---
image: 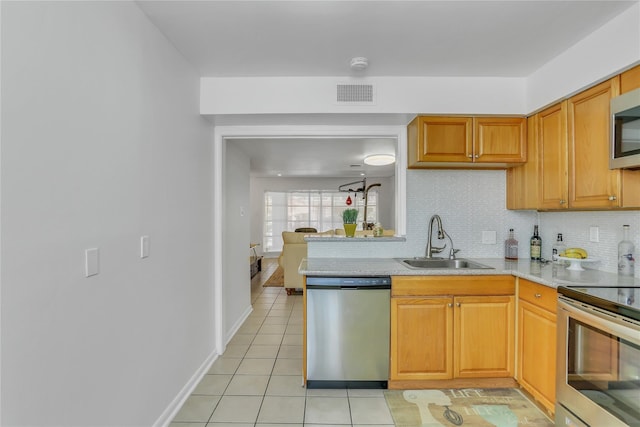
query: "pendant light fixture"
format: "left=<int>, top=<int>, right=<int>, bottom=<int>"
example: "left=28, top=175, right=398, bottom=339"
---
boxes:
left=364, top=154, right=395, bottom=166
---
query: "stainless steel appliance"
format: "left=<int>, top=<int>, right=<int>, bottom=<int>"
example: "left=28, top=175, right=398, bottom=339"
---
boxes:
left=306, top=276, right=390, bottom=388
left=556, top=285, right=640, bottom=426
left=611, top=88, right=640, bottom=169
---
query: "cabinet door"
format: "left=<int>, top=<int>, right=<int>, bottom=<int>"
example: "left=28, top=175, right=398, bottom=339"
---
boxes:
left=474, top=117, right=526, bottom=163
left=620, top=64, right=640, bottom=93
left=568, top=78, right=621, bottom=208
left=538, top=101, right=569, bottom=209
left=411, top=116, right=473, bottom=163
left=619, top=65, right=640, bottom=208
left=518, top=299, right=556, bottom=414
left=454, top=295, right=514, bottom=378
left=507, top=115, right=538, bottom=209
left=390, top=297, right=453, bottom=380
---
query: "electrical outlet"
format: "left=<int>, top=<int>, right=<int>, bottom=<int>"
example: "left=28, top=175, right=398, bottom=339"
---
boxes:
left=482, top=231, right=497, bottom=244
left=589, top=226, right=599, bottom=242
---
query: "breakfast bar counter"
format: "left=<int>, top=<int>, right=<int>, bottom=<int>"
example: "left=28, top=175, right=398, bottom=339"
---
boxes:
left=299, top=257, right=640, bottom=288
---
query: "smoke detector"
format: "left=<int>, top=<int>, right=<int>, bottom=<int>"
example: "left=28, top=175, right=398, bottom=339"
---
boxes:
left=350, top=57, right=368, bottom=71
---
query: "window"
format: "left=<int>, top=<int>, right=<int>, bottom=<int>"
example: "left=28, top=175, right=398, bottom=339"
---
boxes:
left=263, top=190, right=378, bottom=252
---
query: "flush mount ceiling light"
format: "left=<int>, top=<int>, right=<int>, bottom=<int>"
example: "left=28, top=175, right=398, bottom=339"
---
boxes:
left=350, top=57, right=368, bottom=71
left=364, top=154, right=395, bottom=166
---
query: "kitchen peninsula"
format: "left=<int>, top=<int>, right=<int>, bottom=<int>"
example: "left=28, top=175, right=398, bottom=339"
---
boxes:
left=299, top=257, right=640, bottom=415
left=301, top=257, right=640, bottom=286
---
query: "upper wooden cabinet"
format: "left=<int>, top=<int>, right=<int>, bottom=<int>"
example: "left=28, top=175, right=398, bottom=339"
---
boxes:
left=620, top=64, right=640, bottom=93
left=506, top=116, right=538, bottom=209
left=476, top=117, right=527, bottom=163
left=408, top=116, right=526, bottom=168
left=508, top=74, right=640, bottom=210
left=619, top=65, right=640, bottom=208
left=568, top=79, right=621, bottom=208
left=538, top=101, right=569, bottom=209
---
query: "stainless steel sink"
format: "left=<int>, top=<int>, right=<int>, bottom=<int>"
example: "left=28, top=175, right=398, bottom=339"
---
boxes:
left=398, top=258, right=494, bottom=270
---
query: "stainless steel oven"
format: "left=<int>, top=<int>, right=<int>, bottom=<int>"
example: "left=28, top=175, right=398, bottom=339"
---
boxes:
left=556, top=287, right=640, bottom=427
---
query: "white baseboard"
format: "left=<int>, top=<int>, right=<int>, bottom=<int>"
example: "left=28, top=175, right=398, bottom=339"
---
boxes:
left=153, top=305, right=253, bottom=427
left=153, top=349, right=219, bottom=427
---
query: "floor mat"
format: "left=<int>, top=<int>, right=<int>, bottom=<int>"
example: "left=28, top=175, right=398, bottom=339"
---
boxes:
left=384, top=388, right=553, bottom=426
left=262, top=265, right=284, bottom=287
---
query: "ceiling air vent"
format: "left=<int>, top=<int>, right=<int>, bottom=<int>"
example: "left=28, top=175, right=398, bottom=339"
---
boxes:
left=336, top=84, right=375, bottom=104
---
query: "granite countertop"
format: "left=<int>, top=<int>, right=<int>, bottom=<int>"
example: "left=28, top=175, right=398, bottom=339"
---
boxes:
left=299, top=257, right=640, bottom=289
left=305, top=235, right=406, bottom=242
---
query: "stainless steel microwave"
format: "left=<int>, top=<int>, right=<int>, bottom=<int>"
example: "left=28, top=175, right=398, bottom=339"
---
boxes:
left=611, top=88, right=640, bottom=169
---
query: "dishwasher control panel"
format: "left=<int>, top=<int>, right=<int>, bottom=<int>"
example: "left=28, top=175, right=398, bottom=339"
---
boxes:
left=306, top=276, right=391, bottom=288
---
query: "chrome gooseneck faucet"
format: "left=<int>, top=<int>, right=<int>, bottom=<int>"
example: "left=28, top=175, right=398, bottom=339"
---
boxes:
left=425, top=214, right=459, bottom=259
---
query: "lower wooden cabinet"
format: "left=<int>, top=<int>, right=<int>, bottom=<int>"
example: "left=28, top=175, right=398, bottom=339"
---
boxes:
left=390, top=276, right=515, bottom=382
left=390, top=297, right=453, bottom=380
left=517, top=279, right=557, bottom=414
left=455, top=295, right=515, bottom=378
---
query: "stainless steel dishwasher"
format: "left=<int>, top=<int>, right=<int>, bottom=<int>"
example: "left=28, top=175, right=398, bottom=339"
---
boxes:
left=306, top=276, right=390, bottom=389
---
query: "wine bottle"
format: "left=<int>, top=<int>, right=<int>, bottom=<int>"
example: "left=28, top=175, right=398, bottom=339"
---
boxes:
left=618, top=225, right=635, bottom=276
left=552, top=233, right=566, bottom=263
left=530, top=225, right=541, bottom=261
left=504, top=228, right=518, bottom=260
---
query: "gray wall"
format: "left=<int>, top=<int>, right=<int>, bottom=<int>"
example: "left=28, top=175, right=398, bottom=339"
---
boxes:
left=223, top=143, right=252, bottom=340
left=1, top=2, right=213, bottom=425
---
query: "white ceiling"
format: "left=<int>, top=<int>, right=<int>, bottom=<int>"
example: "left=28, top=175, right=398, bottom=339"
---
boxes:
left=231, top=137, right=397, bottom=178
left=136, top=0, right=637, bottom=177
left=137, top=0, right=635, bottom=78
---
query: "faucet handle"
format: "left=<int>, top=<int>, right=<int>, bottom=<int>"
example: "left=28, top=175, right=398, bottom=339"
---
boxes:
left=430, top=245, right=445, bottom=255
left=449, top=248, right=460, bottom=259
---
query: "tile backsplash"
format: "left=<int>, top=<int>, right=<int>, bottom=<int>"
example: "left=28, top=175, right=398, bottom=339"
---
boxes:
left=309, top=168, right=640, bottom=278
left=405, top=169, right=537, bottom=259
left=540, top=210, right=640, bottom=277
left=310, top=170, right=538, bottom=259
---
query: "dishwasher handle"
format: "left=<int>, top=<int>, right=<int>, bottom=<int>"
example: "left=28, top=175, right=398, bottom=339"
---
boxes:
left=307, top=284, right=390, bottom=290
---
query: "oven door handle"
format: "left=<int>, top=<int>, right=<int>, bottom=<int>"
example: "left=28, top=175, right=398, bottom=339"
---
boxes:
left=558, top=296, right=640, bottom=345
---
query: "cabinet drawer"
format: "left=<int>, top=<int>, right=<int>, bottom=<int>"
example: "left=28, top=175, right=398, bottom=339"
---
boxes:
left=392, top=275, right=514, bottom=297
left=518, top=279, right=557, bottom=313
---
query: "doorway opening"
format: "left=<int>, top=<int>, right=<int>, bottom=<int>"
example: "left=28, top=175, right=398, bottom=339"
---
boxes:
left=212, top=125, right=407, bottom=355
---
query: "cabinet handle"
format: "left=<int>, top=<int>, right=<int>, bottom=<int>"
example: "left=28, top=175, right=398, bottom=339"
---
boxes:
left=534, top=293, right=542, bottom=298
left=456, top=302, right=461, bottom=307
left=474, top=154, right=479, bottom=159
left=559, top=200, right=566, bottom=205
left=609, top=195, right=617, bottom=201
left=467, top=154, right=473, bottom=158
left=448, top=303, right=453, bottom=308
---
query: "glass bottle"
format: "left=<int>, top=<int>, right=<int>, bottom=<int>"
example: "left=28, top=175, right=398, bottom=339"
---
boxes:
left=530, top=225, right=541, bottom=261
left=552, top=233, right=566, bottom=263
left=618, top=225, right=635, bottom=276
left=504, top=229, right=518, bottom=260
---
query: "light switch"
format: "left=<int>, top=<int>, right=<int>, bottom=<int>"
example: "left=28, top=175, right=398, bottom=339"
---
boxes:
left=482, top=230, right=497, bottom=245
left=140, top=235, right=150, bottom=258
left=589, top=226, right=599, bottom=242
left=85, top=248, right=99, bottom=277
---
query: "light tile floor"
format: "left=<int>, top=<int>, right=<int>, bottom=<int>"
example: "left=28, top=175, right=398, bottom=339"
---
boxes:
left=170, top=259, right=395, bottom=427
